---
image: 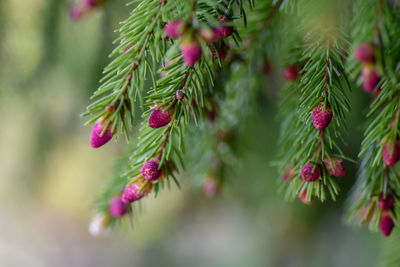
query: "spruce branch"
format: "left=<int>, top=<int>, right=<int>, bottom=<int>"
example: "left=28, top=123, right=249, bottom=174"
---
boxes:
left=346, top=0, right=400, bottom=237
left=181, top=0, right=294, bottom=197
left=184, top=56, right=258, bottom=197
left=92, top=56, right=215, bottom=226
left=277, top=0, right=351, bottom=203
left=83, top=0, right=168, bottom=139
left=88, top=0, right=253, bottom=228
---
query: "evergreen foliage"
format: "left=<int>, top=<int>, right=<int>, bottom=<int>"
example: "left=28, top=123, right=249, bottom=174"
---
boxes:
left=277, top=0, right=351, bottom=203
left=77, top=0, right=400, bottom=255
left=344, top=1, right=400, bottom=247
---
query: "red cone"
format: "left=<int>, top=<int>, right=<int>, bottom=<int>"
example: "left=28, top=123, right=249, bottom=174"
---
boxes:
left=149, top=108, right=173, bottom=128
left=311, top=102, right=333, bottom=131
left=109, top=196, right=127, bottom=218
left=301, top=163, right=321, bottom=182
left=180, top=37, right=202, bottom=67
left=142, top=160, right=161, bottom=182
left=217, top=17, right=234, bottom=37
left=354, top=43, right=375, bottom=63
left=323, top=157, right=346, bottom=177
left=379, top=213, right=395, bottom=237
left=283, top=65, right=299, bottom=81
left=382, top=140, right=400, bottom=166
left=361, top=65, right=380, bottom=92
left=121, top=179, right=153, bottom=204
left=164, top=20, right=185, bottom=39
left=90, top=118, right=114, bottom=148
left=199, top=27, right=222, bottom=43
left=378, top=193, right=395, bottom=210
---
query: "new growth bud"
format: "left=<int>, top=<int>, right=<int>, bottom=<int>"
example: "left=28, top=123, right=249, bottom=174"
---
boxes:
left=69, top=0, right=102, bottom=21
left=380, top=213, right=395, bottom=237
left=361, top=65, right=381, bottom=92
left=382, top=140, right=400, bottom=166
left=202, top=176, right=223, bottom=197
left=301, top=163, right=321, bottom=182
left=149, top=107, right=173, bottom=128
left=217, top=17, right=234, bottom=37
left=142, top=160, right=162, bottom=182
left=298, top=190, right=311, bottom=204
left=199, top=27, right=222, bottom=42
left=323, top=157, right=346, bottom=177
left=90, top=118, right=114, bottom=148
left=354, top=43, right=375, bottom=63
left=378, top=193, right=395, bottom=210
left=283, top=167, right=295, bottom=182
left=311, top=102, right=333, bottom=131
left=180, top=37, right=202, bottom=67
left=122, top=179, right=153, bottom=204
left=109, top=196, right=127, bottom=218
left=283, top=65, right=299, bottom=81
left=210, top=43, right=228, bottom=61
left=69, top=7, right=83, bottom=21
left=164, top=20, right=185, bottom=39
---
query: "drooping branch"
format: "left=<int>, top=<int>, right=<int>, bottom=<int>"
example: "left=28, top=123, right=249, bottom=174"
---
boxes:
left=278, top=0, right=351, bottom=203
left=346, top=0, right=400, bottom=237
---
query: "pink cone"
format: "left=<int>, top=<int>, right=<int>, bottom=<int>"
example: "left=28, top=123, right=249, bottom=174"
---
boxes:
left=283, top=65, right=299, bottom=81
left=382, top=141, right=400, bottom=166
left=354, top=43, right=375, bottom=63
left=217, top=18, right=234, bottom=37
left=380, top=213, right=395, bottom=237
left=283, top=167, right=295, bottom=182
left=90, top=118, right=114, bottom=148
left=149, top=108, right=173, bottom=128
left=199, top=27, right=222, bottom=42
left=180, top=37, right=202, bottom=67
left=323, top=157, right=346, bottom=177
left=69, top=6, right=83, bottom=21
left=312, top=102, right=333, bottom=131
left=298, top=190, right=311, bottom=204
left=301, top=163, right=320, bottom=182
left=361, top=65, right=380, bottom=92
left=121, top=179, right=153, bottom=204
left=164, top=20, right=185, bottom=39
left=83, top=0, right=97, bottom=7
left=203, top=180, right=217, bottom=197
left=109, top=197, right=127, bottom=218
left=142, top=160, right=161, bottom=182
left=210, top=43, right=228, bottom=61
left=202, top=177, right=222, bottom=197
left=378, top=193, right=395, bottom=210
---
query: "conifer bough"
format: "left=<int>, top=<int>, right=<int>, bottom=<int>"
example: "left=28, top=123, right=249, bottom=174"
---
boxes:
left=72, top=0, right=400, bottom=243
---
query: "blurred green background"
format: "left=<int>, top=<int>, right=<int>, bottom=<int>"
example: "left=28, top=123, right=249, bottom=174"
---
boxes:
left=0, top=0, right=388, bottom=266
